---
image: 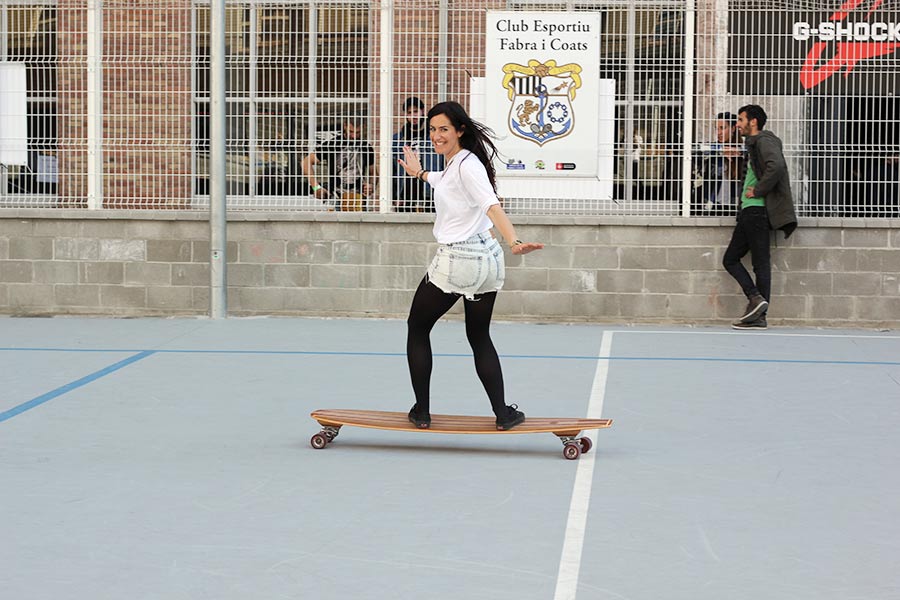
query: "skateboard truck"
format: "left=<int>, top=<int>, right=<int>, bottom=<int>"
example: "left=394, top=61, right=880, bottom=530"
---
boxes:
left=556, top=434, right=593, bottom=460
left=310, top=425, right=341, bottom=449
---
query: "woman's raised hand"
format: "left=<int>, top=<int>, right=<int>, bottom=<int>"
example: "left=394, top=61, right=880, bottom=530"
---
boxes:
left=398, top=145, right=422, bottom=177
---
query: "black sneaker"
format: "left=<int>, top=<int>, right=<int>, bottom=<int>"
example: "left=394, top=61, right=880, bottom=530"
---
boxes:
left=495, top=404, right=526, bottom=430
left=739, top=294, right=769, bottom=323
left=408, top=405, right=431, bottom=429
left=732, top=315, right=768, bottom=330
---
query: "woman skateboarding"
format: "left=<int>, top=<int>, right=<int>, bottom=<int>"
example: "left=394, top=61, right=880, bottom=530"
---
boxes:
left=397, top=101, right=544, bottom=431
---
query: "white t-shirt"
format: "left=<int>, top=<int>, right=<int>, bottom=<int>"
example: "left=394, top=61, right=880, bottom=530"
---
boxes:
left=425, top=149, right=499, bottom=244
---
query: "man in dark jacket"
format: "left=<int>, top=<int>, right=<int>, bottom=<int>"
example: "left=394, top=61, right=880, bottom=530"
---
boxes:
left=724, top=104, right=798, bottom=330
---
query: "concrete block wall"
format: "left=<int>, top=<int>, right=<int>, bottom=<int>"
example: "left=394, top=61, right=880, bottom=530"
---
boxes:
left=1, top=210, right=898, bottom=327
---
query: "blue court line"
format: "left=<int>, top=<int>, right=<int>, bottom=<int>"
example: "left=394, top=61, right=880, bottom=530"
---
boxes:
left=0, top=350, right=155, bottom=424
left=1, top=347, right=899, bottom=367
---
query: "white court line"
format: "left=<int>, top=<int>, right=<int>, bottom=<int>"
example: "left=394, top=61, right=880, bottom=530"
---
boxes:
left=553, top=330, right=613, bottom=600
left=605, top=329, right=900, bottom=339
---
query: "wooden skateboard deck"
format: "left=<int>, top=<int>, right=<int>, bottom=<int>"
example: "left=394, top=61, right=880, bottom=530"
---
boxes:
left=310, top=409, right=613, bottom=460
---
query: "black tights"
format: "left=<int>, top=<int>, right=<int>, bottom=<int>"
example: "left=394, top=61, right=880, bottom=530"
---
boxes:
left=406, top=277, right=505, bottom=417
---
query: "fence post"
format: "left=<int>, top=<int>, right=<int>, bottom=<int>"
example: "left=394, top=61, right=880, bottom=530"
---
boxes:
left=623, top=3, right=636, bottom=204
left=438, top=0, right=448, bottom=102
left=681, top=0, right=696, bottom=217
left=378, top=0, right=394, bottom=213
left=86, top=0, right=103, bottom=209
left=209, top=0, right=227, bottom=318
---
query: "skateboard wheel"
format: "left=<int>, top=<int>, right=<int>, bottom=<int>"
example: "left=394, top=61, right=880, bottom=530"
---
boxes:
left=310, top=433, right=329, bottom=450
left=563, top=443, right=581, bottom=460
left=579, top=437, right=592, bottom=454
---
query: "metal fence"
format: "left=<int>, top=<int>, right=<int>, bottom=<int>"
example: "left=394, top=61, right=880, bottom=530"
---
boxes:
left=1, top=0, right=898, bottom=217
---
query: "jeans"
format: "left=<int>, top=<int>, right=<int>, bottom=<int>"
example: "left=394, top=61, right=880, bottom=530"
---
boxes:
left=723, top=205, right=771, bottom=301
left=426, top=231, right=505, bottom=300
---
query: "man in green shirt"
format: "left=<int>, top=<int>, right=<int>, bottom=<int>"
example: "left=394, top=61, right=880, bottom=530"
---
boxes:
left=723, top=105, right=797, bottom=330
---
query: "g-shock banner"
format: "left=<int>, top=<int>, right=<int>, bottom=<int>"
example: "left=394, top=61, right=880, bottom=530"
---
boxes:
left=730, top=0, right=900, bottom=94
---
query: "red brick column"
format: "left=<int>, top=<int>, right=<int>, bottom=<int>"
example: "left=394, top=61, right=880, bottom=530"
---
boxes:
left=56, top=0, right=192, bottom=208
left=57, top=0, right=88, bottom=207
left=104, top=0, right=192, bottom=207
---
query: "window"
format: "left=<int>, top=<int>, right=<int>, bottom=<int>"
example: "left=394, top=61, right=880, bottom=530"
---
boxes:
left=1, top=1, right=57, bottom=205
left=192, top=1, right=370, bottom=206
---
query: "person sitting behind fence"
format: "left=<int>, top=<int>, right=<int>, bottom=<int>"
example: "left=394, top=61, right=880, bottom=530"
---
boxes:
left=301, top=116, right=377, bottom=211
left=392, top=96, right=442, bottom=212
left=692, top=111, right=746, bottom=215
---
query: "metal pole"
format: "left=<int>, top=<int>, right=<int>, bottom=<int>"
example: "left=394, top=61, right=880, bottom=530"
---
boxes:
left=681, top=0, right=696, bottom=217
left=248, top=8, right=258, bottom=199
left=0, top=7, right=7, bottom=60
left=0, top=6, right=8, bottom=196
left=378, top=0, right=394, bottom=213
left=623, top=2, right=636, bottom=205
left=307, top=3, right=318, bottom=157
left=86, top=0, right=103, bottom=209
left=438, top=0, right=448, bottom=102
left=209, top=0, right=227, bottom=318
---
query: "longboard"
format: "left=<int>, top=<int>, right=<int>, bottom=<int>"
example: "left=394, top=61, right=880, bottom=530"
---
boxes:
left=310, top=409, right=613, bottom=460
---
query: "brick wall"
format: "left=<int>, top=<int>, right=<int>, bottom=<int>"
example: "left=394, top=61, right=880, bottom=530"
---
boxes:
left=55, top=0, right=193, bottom=208
left=104, top=0, right=193, bottom=207
left=1, top=211, right=898, bottom=327
left=57, top=0, right=88, bottom=207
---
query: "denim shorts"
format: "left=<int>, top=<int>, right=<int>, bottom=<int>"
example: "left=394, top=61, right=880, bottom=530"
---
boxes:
left=426, top=231, right=505, bottom=300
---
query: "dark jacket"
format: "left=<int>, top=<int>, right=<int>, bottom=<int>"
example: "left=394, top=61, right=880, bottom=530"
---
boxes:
left=745, top=130, right=798, bottom=238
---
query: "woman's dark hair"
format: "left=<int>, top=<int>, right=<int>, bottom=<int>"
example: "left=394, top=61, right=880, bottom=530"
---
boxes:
left=427, top=101, right=500, bottom=192
left=716, top=111, right=736, bottom=126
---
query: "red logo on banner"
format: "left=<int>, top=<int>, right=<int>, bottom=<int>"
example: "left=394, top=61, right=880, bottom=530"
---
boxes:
left=799, top=0, right=900, bottom=89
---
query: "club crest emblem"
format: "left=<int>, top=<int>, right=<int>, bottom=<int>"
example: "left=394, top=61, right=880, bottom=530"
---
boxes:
left=501, top=59, right=583, bottom=146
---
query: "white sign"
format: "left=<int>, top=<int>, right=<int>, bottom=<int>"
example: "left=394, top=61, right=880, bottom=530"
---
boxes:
left=0, top=62, right=28, bottom=166
left=485, top=12, right=602, bottom=178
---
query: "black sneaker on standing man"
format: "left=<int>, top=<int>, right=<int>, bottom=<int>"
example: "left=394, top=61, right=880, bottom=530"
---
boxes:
left=723, top=105, right=798, bottom=330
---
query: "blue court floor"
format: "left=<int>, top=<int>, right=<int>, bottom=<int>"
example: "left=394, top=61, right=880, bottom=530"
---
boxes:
left=1, top=316, right=899, bottom=600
